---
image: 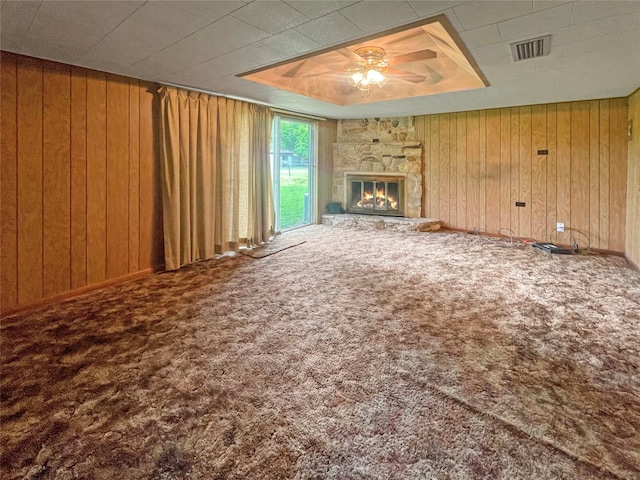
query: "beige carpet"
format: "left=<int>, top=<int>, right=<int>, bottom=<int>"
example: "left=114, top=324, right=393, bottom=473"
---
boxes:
left=240, top=236, right=307, bottom=259
left=2, top=225, right=639, bottom=479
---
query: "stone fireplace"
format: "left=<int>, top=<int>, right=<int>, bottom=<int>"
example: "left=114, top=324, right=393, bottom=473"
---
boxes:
left=324, top=118, right=444, bottom=232
left=346, top=174, right=405, bottom=216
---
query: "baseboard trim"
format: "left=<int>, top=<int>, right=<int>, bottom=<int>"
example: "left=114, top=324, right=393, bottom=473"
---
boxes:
left=440, top=226, right=626, bottom=257
left=1, top=266, right=164, bottom=319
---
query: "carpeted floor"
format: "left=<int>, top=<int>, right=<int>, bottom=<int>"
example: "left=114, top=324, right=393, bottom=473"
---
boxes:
left=2, top=225, right=639, bottom=479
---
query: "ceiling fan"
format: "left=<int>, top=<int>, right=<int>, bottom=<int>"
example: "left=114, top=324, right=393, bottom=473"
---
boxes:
left=348, top=46, right=437, bottom=94
left=296, top=45, right=438, bottom=95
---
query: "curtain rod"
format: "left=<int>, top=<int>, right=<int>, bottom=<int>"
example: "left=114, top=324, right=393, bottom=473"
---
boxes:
left=270, top=108, right=326, bottom=122
left=162, top=82, right=327, bottom=122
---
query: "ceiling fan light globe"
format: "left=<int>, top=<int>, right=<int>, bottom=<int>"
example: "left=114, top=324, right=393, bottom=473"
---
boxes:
left=367, top=69, right=385, bottom=84
left=349, top=72, right=364, bottom=87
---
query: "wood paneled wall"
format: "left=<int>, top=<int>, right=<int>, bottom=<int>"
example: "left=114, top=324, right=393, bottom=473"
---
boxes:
left=316, top=119, right=337, bottom=222
left=414, top=99, right=628, bottom=251
left=627, top=88, right=640, bottom=266
left=0, top=53, right=163, bottom=314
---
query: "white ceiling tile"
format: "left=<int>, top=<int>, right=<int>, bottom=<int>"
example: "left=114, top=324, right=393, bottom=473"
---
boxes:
left=570, top=0, right=640, bottom=26
left=338, top=1, right=418, bottom=33
left=406, top=1, right=469, bottom=18
left=550, top=17, right=605, bottom=46
left=261, top=30, right=321, bottom=56
left=453, top=1, right=533, bottom=31
left=234, top=43, right=286, bottom=66
left=120, top=2, right=213, bottom=37
left=480, top=55, right=512, bottom=67
left=20, top=1, right=143, bottom=60
left=474, top=42, right=510, bottom=60
left=172, top=55, right=258, bottom=85
left=497, top=3, right=572, bottom=41
left=0, top=0, right=41, bottom=52
left=124, top=57, right=176, bottom=81
left=483, top=59, right=536, bottom=80
left=294, top=11, right=365, bottom=45
left=80, top=21, right=181, bottom=70
left=601, top=10, right=640, bottom=36
left=232, top=0, right=310, bottom=35
left=163, top=0, right=246, bottom=21
left=143, top=16, right=270, bottom=73
left=459, top=24, right=501, bottom=48
left=533, top=1, right=571, bottom=12
left=283, top=0, right=359, bottom=19
left=561, top=29, right=640, bottom=58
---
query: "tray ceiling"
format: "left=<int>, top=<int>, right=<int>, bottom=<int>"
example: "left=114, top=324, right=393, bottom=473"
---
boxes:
left=239, top=16, right=488, bottom=106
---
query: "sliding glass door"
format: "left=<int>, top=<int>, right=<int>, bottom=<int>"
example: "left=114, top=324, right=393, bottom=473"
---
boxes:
left=271, top=116, right=316, bottom=232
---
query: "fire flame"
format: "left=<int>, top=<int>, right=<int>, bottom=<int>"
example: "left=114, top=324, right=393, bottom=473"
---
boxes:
left=356, top=186, right=397, bottom=210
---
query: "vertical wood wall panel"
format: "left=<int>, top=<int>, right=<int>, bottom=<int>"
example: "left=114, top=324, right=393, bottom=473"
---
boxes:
left=499, top=110, right=511, bottom=231
left=429, top=117, right=439, bottom=219
left=609, top=98, right=628, bottom=252
left=438, top=115, right=450, bottom=224
left=530, top=105, right=546, bottom=241
left=456, top=113, right=467, bottom=228
left=416, top=98, right=628, bottom=251
left=42, top=61, right=72, bottom=298
left=467, top=111, right=479, bottom=231
left=70, top=67, right=87, bottom=289
left=570, top=102, right=590, bottom=245
left=1, top=54, right=162, bottom=314
left=16, top=56, right=43, bottom=305
left=448, top=116, right=457, bottom=225
left=599, top=100, right=611, bottom=249
left=1, top=53, right=18, bottom=309
left=518, top=107, right=532, bottom=239
left=478, top=113, right=487, bottom=232
left=509, top=108, right=520, bottom=236
left=106, top=76, right=130, bottom=279
left=588, top=101, right=600, bottom=247
left=485, top=110, right=501, bottom=234
left=86, top=71, right=107, bottom=285
left=129, top=79, right=140, bottom=273
left=545, top=105, right=558, bottom=241
left=626, top=88, right=640, bottom=266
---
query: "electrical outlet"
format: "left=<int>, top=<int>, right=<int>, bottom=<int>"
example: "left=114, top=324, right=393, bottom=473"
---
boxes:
left=557, top=222, right=564, bottom=233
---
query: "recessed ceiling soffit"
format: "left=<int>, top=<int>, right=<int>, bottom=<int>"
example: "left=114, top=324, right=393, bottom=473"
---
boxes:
left=238, top=15, right=489, bottom=106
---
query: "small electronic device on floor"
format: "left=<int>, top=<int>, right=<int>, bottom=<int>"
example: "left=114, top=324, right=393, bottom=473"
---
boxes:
left=532, top=242, right=575, bottom=254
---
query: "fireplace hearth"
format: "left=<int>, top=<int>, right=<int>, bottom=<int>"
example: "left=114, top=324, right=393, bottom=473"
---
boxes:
left=346, top=175, right=405, bottom=217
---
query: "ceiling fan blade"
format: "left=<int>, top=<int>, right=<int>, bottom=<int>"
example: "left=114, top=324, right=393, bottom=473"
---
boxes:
left=388, top=49, right=437, bottom=66
left=335, top=47, right=365, bottom=62
left=281, top=61, right=307, bottom=78
left=382, top=30, right=425, bottom=48
left=424, top=65, right=444, bottom=84
left=386, top=67, right=427, bottom=84
left=301, top=70, right=339, bottom=79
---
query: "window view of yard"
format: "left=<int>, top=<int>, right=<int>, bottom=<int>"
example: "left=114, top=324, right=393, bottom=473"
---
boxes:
left=279, top=167, right=309, bottom=230
left=275, top=119, right=312, bottom=231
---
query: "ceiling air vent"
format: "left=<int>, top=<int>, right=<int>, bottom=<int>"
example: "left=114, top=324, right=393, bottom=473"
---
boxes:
left=510, top=35, right=551, bottom=61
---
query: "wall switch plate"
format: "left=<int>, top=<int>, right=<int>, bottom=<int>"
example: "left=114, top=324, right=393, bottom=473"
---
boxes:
left=557, top=222, right=564, bottom=232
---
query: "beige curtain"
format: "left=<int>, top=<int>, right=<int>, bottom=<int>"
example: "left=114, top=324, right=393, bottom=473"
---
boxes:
left=159, top=86, right=275, bottom=271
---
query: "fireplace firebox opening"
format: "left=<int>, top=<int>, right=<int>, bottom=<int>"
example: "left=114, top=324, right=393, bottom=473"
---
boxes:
left=346, top=175, right=405, bottom=217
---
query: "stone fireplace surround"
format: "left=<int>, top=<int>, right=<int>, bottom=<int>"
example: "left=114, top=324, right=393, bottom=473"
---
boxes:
left=324, top=118, right=448, bottom=231
left=331, top=117, right=423, bottom=218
